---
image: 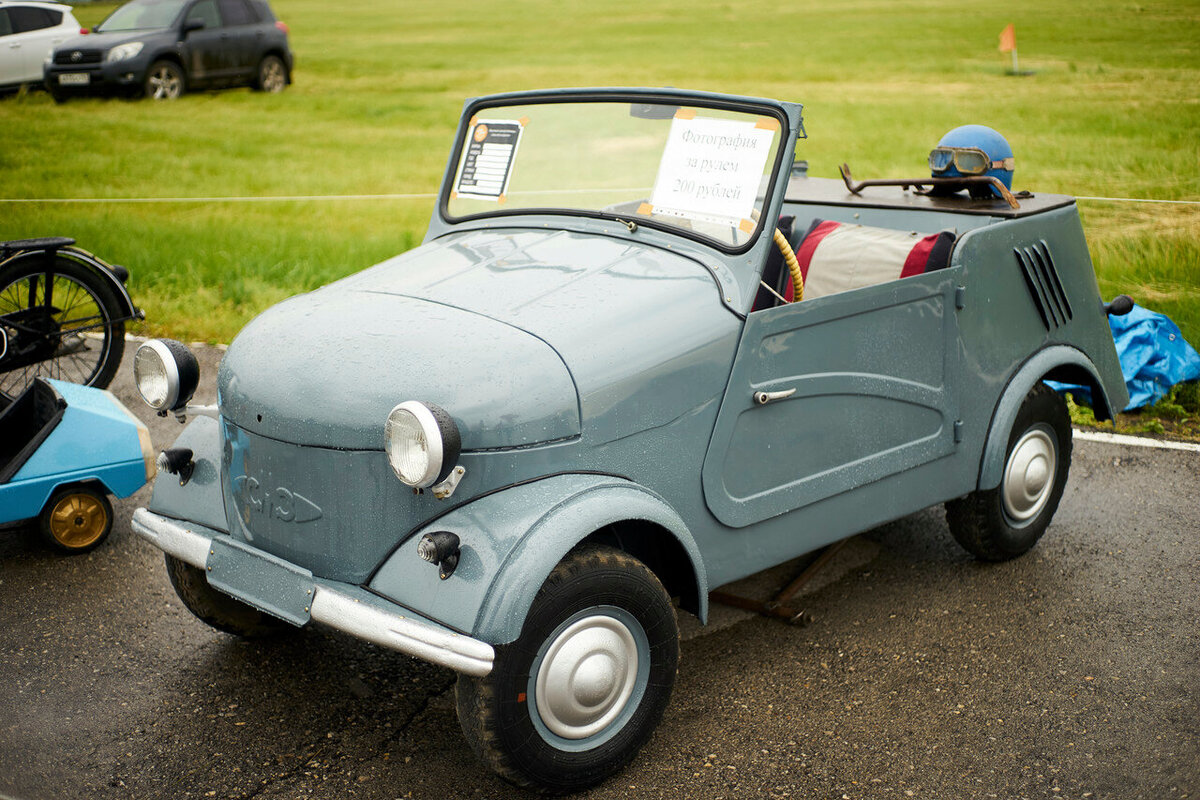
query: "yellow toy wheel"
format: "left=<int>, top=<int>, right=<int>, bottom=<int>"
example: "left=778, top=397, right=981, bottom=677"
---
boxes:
left=39, top=486, right=113, bottom=554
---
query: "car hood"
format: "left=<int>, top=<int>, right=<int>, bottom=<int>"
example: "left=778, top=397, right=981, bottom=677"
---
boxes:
left=334, top=227, right=742, bottom=445
left=55, top=31, right=160, bottom=51
left=218, top=291, right=582, bottom=450
left=220, top=226, right=740, bottom=451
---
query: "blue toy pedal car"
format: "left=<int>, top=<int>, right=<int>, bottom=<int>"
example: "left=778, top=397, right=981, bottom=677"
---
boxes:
left=1, top=378, right=154, bottom=553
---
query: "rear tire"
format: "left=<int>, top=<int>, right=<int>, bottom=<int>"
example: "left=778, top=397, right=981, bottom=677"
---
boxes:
left=946, top=383, right=1072, bottom=560
left=252, top=54, right=287, bottom=92
left=165, top=554, right=295, bottom=637
left=456, top=545, right=679, bottom=793
left=0, top=254, right=125, bottom=395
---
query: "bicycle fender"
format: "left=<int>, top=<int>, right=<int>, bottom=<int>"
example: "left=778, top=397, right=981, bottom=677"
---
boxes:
left=61, top=247, right=141, bottom=320
left=1, top=248, right=140, bottom=320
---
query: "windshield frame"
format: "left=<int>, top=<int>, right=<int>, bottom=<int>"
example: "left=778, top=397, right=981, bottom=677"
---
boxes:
left=437, top=89, right=793, bottom=257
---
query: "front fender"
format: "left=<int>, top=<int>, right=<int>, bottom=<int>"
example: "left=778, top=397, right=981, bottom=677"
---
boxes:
left=146, top=415, right=228, bottom=532
left=368, top=473, right=707, bottom=645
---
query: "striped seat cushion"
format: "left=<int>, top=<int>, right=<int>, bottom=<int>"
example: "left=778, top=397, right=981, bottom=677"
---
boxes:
left=791, top=220, right=956, bottom=301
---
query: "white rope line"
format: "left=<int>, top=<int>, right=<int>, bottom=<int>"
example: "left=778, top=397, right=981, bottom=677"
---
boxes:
left=0, top=190, right=1194, bottom=205
left=1075, top=196, right=1200, bottom=205
left=0, top=187, right=654, bottom=204
left=0, top=192, right=439, bottom=204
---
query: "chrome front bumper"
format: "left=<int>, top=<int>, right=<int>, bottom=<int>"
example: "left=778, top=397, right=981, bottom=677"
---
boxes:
left=130, top=508, right=495, bottom=677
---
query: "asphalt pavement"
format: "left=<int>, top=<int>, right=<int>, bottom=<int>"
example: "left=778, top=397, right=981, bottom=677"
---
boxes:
left=1, top=343, right=1196, bottom=800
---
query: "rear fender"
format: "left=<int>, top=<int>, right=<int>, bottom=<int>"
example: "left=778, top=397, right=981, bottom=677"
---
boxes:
left=368, top=474, right=707, bottom=645
left=2, top=248, right=139, bottom=320
left=978, top=345, right=1113, bottom=491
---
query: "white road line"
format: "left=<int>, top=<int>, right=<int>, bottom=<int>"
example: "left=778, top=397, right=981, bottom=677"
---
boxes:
left=1075, top=428, right=1200, bottom=453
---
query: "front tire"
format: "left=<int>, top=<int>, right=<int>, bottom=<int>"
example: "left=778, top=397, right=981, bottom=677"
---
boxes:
left=946, top=382, right=1072, bottom=560
left=144, top=60, right=185, bottom=100
left=456, top=545, right=679, bottom=793
left=165, top=554, right=295, bottom=637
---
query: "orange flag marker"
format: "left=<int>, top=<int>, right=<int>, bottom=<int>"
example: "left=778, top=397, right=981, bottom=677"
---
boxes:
left=999, top=23, right=1019, bottom=74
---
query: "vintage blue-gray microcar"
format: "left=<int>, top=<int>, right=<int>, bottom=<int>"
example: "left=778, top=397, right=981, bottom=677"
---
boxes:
left=131, top=88, right=1128, bottom=793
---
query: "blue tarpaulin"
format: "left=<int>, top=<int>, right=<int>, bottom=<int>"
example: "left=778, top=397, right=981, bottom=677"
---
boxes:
left=1052, top=304, right=1200, bottom=411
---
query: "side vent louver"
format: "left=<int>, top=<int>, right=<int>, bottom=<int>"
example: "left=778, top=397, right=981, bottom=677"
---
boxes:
left=1015, top=241, right=1072, bottom=331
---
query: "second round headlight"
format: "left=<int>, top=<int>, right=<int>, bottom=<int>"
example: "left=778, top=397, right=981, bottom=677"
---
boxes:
left=384, top=401, right=461, bottom=488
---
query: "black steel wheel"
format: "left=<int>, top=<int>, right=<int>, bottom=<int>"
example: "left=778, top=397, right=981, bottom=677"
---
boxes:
left=253, top=54, right=287, bottom=93
left=456, top=545, right=679, bottom=794
left=144, top=60, right=185, bottom=100
left=946, top=382, right=1073, bottom=561
left=164, top=554, right=296, bottom=638
left=0, top=255, right=125, bottom=395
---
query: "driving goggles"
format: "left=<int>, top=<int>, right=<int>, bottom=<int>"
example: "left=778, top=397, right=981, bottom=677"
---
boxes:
left=928, top=146, right=1015, bottom=175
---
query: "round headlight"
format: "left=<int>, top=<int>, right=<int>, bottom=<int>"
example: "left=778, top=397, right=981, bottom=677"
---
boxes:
left=134, top=339, right=199, bottom=411
left=385, top=401, right=461, bottom=488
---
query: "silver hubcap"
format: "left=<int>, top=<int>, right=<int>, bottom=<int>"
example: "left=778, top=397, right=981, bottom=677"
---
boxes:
left=535, top=614, right=639, bottom=740
left=262, top=60, right=284, bottom=92
left=148, top=67, right=180, bottom=99
left=1002, top=427, right=1056, bottom=525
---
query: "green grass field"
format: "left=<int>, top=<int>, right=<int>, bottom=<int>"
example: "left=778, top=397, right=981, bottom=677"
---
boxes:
left=1, top=0, right=1197, bottom=345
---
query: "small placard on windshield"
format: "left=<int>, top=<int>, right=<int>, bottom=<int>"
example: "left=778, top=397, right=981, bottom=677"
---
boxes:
left=453, top=119, right=524, bottom=201
left=649, top=113, right=775, bottom=226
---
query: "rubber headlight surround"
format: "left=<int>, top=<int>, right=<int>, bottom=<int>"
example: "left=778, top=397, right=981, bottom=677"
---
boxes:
left=134, top=339, right=199, bottom=411
left=385, top=401, right=461, bottom=488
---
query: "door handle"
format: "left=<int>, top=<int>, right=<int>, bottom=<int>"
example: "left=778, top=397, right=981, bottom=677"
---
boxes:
left=753, top=388, right=796, bottom=405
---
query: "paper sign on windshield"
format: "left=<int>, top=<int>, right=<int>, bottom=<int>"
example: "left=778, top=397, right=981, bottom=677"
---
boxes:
left=650, top=115, right=775, bottom=225
left=454, top=119, right=524, bottom=201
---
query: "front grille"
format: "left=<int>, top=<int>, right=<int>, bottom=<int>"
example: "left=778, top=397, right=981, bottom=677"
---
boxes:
left=1015, top=241, right=1073, bottom=331
left=221, top=420, right=430, bottom=584
left=54, top=49, right=103, bottom=65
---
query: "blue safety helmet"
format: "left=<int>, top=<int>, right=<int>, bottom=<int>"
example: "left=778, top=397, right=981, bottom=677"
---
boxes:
left=928, top=125, right=1015, bottom=199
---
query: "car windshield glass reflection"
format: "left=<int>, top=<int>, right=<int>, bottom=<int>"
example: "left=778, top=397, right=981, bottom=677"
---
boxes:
left=445, top=99, right=785, bottom=250
left=96, top=0, right=188, bottom=32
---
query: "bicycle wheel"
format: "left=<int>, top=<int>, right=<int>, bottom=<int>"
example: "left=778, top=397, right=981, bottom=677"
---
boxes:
left=0, top=255, right=125, bottom=394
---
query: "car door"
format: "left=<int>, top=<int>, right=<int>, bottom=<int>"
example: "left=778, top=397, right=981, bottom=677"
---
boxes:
left=215, top=0, right=259, bottom=77
left=0, top=10, right=20, bottom=85
left=2, top=5, right=68, bottom=84
left=701, top=268, right=963, bottom=529
left=182, top=0, right=230, bottom=84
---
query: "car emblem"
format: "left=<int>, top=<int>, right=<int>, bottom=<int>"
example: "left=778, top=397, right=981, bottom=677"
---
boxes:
left=70, top=51, right=82, bottom=62
left=232, top=475, right=323, bottom=524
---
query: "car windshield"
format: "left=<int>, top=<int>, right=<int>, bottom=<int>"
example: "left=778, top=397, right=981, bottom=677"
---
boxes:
left=444, top=98, right=786, bottom=250
left=95, top=0, right=187, bottom=32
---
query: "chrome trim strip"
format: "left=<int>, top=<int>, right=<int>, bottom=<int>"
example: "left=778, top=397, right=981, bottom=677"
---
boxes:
left=310, top=586, right=494, bottom=677
left=129, top=508, right=495, bottom=677
left=131, top=507, right=210, bottom=567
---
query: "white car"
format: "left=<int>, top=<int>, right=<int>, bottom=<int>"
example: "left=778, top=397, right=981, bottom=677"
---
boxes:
left=0, top=0, right=81, bottom=91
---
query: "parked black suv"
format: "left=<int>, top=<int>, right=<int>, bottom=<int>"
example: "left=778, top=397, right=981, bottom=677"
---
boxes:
left=44, top=0, right=292, bottom=100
